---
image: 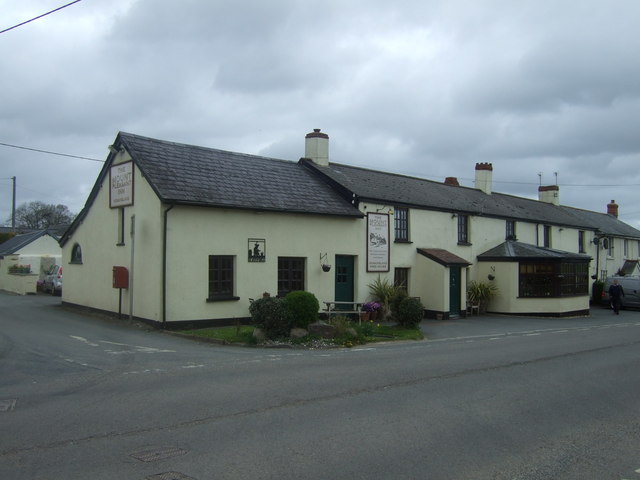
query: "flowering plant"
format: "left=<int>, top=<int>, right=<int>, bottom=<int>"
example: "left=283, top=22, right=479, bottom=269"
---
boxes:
left=362, top=301, right=381, bottom=312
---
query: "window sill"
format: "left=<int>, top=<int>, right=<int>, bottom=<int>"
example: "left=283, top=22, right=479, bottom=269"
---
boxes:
left=116, top=242, right=125, bottom=247
left=206, top=296, right=240, bottom=303
left=457, top=242, right=472, bottom=246
left=394, top=239, right=413, bottom=244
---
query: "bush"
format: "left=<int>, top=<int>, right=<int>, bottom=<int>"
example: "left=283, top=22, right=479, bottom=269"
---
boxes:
left=389, top=288, right=409, bottom=321
left=249, top=296, right=291, bottom=339
left=368, top=275, right=401, bottom=316
left=285, top=291, right=319, bottom=329
left=396, top=297, right=424, bottom=329
left=467, top=281, right=498, bottom=313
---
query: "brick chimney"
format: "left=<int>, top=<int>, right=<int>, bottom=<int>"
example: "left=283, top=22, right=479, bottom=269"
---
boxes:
left=538, top=185, right=560, bottom=206
left=444, top=177, right=460, bottom=186
left=607, top=199, right=618, bottom=217
left=474, top=163, right=492, bottom=194
left=304, top=129, right=329, bottom=166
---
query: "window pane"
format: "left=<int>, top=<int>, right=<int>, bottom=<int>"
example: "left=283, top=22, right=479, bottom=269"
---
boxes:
left=394, top=268, right=409, bottom=292
left=278, top=257, right=305, bottom=297
left=458, top=215, right=468, bottom=243
left=208, top=255, right=234, bottom=297
left=394, top=208, right=409, bottom=241
left=506, top=220, right=515, bottom=240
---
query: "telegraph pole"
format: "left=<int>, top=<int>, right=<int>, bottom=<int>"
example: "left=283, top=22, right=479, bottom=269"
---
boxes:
left=11, top=176, right=16, bottom=231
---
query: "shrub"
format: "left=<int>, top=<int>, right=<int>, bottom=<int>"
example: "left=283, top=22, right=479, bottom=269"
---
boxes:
left=249, top=296, right=290, bottom=339
left=285, top=291, right=319, bottom=329
left=368, top=275, right=401, bottom=316
left=396, top=297, right=424, bottom=329
left=467, top=281, right=499, bottom=313
left=389, top=288, right=409, bottom=321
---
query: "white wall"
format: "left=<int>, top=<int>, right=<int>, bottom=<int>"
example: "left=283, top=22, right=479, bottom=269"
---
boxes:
left=62, top=152, right=164, bottom=321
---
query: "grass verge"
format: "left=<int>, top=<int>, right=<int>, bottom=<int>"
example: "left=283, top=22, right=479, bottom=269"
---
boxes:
left=179, top=323, right=423, bottom=346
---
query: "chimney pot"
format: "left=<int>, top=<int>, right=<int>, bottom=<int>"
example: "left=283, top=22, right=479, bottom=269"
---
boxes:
left=607, top=200, right=619, bottom=217
left=475, top=162, right=493, bottom=171
left=444, top=177, right=460, bottom=186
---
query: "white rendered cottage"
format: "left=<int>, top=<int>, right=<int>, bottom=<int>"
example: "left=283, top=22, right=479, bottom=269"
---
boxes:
left=60, top=130, right=640, bottom=324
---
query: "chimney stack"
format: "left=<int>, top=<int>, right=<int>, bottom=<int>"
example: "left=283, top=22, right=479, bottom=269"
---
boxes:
left=607, top=199, right=618, bottom=217
left=474, top=163, right=493, bottom=194
left=538, top=185, right=560, bottom=206
left=444, top=177, right=460, bottom=186
left=305, top=129, right=329, bottom=166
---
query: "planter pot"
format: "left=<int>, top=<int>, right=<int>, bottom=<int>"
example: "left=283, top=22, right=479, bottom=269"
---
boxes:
left=359, top=312, right=371, bottom=322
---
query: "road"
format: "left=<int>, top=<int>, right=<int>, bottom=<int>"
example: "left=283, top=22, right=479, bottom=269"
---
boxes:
left=1, top=292, right=639, bottom=480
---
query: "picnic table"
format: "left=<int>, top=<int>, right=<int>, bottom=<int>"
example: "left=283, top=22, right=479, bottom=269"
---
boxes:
left=322, top=301, right=364, bottom=317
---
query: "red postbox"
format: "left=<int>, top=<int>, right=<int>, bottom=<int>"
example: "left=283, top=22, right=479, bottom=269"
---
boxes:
left=112, top=266, right=129, bottom=289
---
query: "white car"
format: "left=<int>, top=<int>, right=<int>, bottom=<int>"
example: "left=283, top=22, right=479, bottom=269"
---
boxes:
left=44, top=265, right=63, bottom=296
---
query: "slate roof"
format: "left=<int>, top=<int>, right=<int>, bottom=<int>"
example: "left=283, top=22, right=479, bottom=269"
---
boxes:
left=477, top=241, right=592, bottom=262
left=117, top=132, right=362, bottom=217
left=0, top=230, right=57, bottom=255
left=301, top=160, right=640, bottom=238
left=60, top=133, right=363, bottom=246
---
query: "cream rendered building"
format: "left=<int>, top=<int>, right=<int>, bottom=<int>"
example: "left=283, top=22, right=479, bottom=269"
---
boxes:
left=60, top=130, right=640, bottom=325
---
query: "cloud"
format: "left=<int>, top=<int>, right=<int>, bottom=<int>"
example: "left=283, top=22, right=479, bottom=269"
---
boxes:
left=0, top=0, right=639, bottom=229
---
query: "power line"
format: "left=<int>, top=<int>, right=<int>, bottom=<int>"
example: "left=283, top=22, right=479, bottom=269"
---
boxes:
left=0, top=142, right=104, bottom=163
left=0, top=0, right=83, bottom=35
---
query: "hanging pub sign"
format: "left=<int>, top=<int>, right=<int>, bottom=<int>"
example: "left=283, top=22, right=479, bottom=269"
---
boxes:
left=110, top=161, right=134, bottom=208
left=367, top=212, right=389, bottom=272
left=248, top=238, right=266, bottom=262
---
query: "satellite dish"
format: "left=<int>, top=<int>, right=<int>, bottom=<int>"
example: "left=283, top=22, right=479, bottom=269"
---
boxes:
left=602, top=238, right=609, bottom=249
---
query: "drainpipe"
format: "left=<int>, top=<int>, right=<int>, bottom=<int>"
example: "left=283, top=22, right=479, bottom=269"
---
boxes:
left=162, top=205, right=174, bottom=326
left=129, top=214, right=135, bottom=323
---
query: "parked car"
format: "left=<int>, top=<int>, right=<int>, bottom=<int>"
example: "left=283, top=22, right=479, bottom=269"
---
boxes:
left=602, top=276, right=640, bottom=309
left=44, top=265, right=63, bottom=296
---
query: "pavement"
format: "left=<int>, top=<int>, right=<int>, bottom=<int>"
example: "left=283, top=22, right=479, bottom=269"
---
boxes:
left=419, top=303, right=640, bottom=341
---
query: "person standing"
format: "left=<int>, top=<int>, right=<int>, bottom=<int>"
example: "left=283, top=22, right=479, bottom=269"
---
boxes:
left=609, top=279, right=625, bottom=315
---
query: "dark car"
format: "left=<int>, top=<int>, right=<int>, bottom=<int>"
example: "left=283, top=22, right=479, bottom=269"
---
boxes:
left=602, top=276, right=640, bottom=309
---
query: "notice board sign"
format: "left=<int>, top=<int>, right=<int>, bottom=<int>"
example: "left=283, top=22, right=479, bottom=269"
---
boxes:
left=110, top=161, right=134, bottom=208
left=367, top=212, right=390, bottom=272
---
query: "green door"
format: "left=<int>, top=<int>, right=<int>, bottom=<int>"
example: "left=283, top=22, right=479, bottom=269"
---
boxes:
left=335, top=255, right=354, bottom=308
left=449, top=267, right=461, bottom=317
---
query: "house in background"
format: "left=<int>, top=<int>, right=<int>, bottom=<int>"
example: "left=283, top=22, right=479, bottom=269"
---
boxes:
left=59, top=130, right=640, bottom=326
left=0, top=230, right=61, bottom=295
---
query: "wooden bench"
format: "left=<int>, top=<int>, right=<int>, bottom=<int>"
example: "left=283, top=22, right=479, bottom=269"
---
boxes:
left=322, top=301, right=365, bottom=322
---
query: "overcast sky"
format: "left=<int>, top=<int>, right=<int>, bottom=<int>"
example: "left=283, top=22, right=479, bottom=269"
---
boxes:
left=1, top=0, right=639, bottom=230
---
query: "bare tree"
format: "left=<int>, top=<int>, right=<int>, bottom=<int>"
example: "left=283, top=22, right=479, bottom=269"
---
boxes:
left=12, top=201, right=75, bottom=230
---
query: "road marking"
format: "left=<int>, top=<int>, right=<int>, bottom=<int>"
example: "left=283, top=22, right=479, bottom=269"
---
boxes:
left=70, top=335, right=99, bottom=347
left=525, top=333, right=541, bottom=336
left=0, top=399, right=17, bottom=412
left=65, top=358, right=89, bottom=367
